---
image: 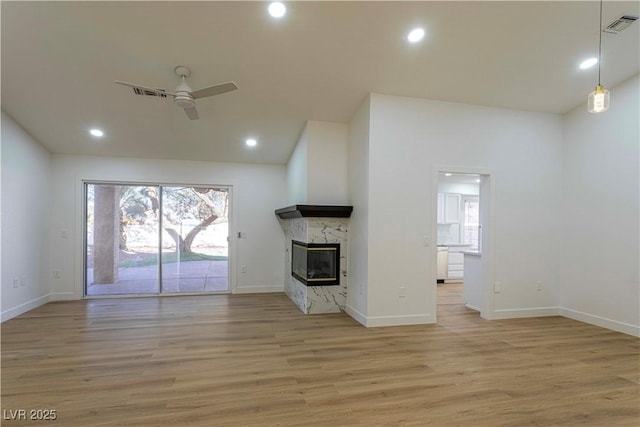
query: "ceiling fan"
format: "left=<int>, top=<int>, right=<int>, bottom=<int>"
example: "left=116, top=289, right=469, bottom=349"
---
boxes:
left=114, top=66, right=238, bottom=120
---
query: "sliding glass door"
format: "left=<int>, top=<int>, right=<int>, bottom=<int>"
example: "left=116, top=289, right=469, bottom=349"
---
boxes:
left=86, top=184, right=160, bottom=295
left=85, top=183, right=229, bottom=296
left=160, top=186, right=229, bottom=293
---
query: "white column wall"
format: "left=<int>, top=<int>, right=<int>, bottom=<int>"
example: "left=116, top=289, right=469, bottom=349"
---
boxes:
left=560, top=74, right=640, bottom=336
left=364, top=94, right=563, bottom=325
left=286, top=125, right=308, bottom=204
left=345, top=96, right=371, bottom=323
left=286, top=120, right=348, bottom=206
left=306, top=121, right=349, bottom=205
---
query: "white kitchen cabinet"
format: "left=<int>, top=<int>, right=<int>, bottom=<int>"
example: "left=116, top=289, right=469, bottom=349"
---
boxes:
left=437, top=192, right=461, bottom=224
left=444, top=193, right=461, bottom=223
left=437, top=247, right=448, bottom=281
left=437, top=193, right=445, bottom=223
left=446, top=246, right=466, bottom=281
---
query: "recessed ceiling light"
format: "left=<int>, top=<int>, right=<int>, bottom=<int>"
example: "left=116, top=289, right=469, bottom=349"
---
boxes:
left=475, top=179, right=481, bottom=183
left=445, top=173, right=452, bottom=177
left=268, top=2, right=286, bottom=18
left=89, top=128, right=104, bottom=137
left=246, top=138, right=257, bottom=147
left=579, top=57, right=598, bottom=70
left=407, top=28, right=425, bottom=43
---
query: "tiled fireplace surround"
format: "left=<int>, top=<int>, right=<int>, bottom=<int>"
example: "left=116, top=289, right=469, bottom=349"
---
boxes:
left=276, top=205, right=352, bottom=314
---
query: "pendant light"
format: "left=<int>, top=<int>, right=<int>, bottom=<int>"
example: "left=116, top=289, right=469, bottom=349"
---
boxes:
left=588, top=0, right=610, bottom=113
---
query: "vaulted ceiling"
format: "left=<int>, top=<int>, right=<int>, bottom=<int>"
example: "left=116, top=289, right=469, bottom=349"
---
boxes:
left=2, top=1, right=639, bottom=165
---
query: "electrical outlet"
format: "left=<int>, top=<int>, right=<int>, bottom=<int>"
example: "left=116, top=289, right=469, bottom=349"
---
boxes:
left=20, top=276, right=26, bottom=287
left=536, top=281, right=542, bottom=291
left=399, top=286, right=406, bottom=298
left=494, top=281, right=502, bottom=293
left=241, top=265, right=247, bottom=273
left=53, top=270, right=61, bottom=279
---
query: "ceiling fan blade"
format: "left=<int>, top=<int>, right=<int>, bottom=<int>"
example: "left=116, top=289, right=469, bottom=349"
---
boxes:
left=190, top=82, right=238, bottom=99
left=184, top=106, right=199, bottom=120
left=114, top=80, right=176, bottom=97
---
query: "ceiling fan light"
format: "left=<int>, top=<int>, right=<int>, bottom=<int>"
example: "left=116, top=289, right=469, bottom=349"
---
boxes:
left=588, top=85, right=610, bottom=113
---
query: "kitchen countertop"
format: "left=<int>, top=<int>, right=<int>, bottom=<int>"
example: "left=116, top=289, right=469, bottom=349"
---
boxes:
left=437, top=244, right=472, bottom=248
left=461, top=250, right=481, bottom=257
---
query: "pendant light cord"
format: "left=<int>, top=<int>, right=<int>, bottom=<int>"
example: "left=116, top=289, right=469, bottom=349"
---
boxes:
left=598, top=0, right=603, bottom=86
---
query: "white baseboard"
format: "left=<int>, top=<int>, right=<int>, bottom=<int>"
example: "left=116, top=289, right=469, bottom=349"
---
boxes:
left=491, top=307, right=559, bottom=319
left=50, top=292, right=76, bottom=301
left=1, top=294, right=51, bottom=323
left=344, top=305, right=434, bottom=327
left=233, top=285, right=284, bottom=294
left=488, top=307, right=638, bottom=337
left=345, top=304, right=367, bottom=326
left=559, top=307, right=640, bottom=337
left=465, top=303, right=481, bottom=312
left=366, top=313, right=434, bottom=327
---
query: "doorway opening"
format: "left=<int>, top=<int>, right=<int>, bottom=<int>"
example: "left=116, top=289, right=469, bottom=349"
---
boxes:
left=436, top=172, right=484, bottom=316
left=84, top=182, right=230, bottom=296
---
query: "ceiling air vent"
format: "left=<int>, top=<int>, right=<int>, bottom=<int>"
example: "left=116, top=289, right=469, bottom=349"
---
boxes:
left=603, top=15, right=638, bottom=34
left=132, top=87, right=168, bottom=97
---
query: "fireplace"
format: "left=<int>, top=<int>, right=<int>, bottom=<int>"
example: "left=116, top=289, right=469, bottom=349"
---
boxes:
left=291, top=240, right=340, bottom=286
left=276, top=205, right=352, bottom=314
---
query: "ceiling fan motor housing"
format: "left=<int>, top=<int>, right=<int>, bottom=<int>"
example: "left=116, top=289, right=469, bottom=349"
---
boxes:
left=174, top=74, right=195, bottom=108
left=174, top=93, right=195, bottom=109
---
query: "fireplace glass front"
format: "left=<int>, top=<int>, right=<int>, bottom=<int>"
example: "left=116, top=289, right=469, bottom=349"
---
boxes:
left=291, top=241, right=340, bottom=286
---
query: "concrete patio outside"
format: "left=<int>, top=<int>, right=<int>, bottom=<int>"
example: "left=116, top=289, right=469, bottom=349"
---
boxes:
left=86, top=260, right=228, bottom=295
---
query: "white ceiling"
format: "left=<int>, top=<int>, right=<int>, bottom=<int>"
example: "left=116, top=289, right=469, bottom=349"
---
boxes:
left=2, top=1, right=639, bottom=165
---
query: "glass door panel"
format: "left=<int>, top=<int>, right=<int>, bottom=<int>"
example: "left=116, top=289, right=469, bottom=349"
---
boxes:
left=160, top=186, right=229, bottom=293
left=85, top=184, right=160, bottom=295
left=462, top=195, right=480, bottom=251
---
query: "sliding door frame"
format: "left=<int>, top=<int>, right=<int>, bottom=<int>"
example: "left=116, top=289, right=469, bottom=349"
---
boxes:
left=82, top=179, right=234, bottom=299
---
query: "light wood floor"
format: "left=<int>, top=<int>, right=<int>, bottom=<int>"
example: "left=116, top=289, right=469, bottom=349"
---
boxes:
left=1, top=288, right=638, bottom=426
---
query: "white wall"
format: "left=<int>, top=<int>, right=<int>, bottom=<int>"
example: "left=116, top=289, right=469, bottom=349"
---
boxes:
left=286, top=120, right=348, bottom=205
left=363, top=93, right=563, bottom=325
left=49, top=154, right=287, bottom=299
left=307, top=121, right=349, bottom=205
left=345, top=96, right=371, bottom=323
left=463, top=254, right=482, bottom=311
left=286, top=126, right=308, bottom=205
left=560, top=74, right=640, bottom=336
left=1, top=111, right=52, bottom=321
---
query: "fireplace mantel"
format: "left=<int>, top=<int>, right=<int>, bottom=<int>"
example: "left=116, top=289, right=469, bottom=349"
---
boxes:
left=275, top=205, right=353, bottom=220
